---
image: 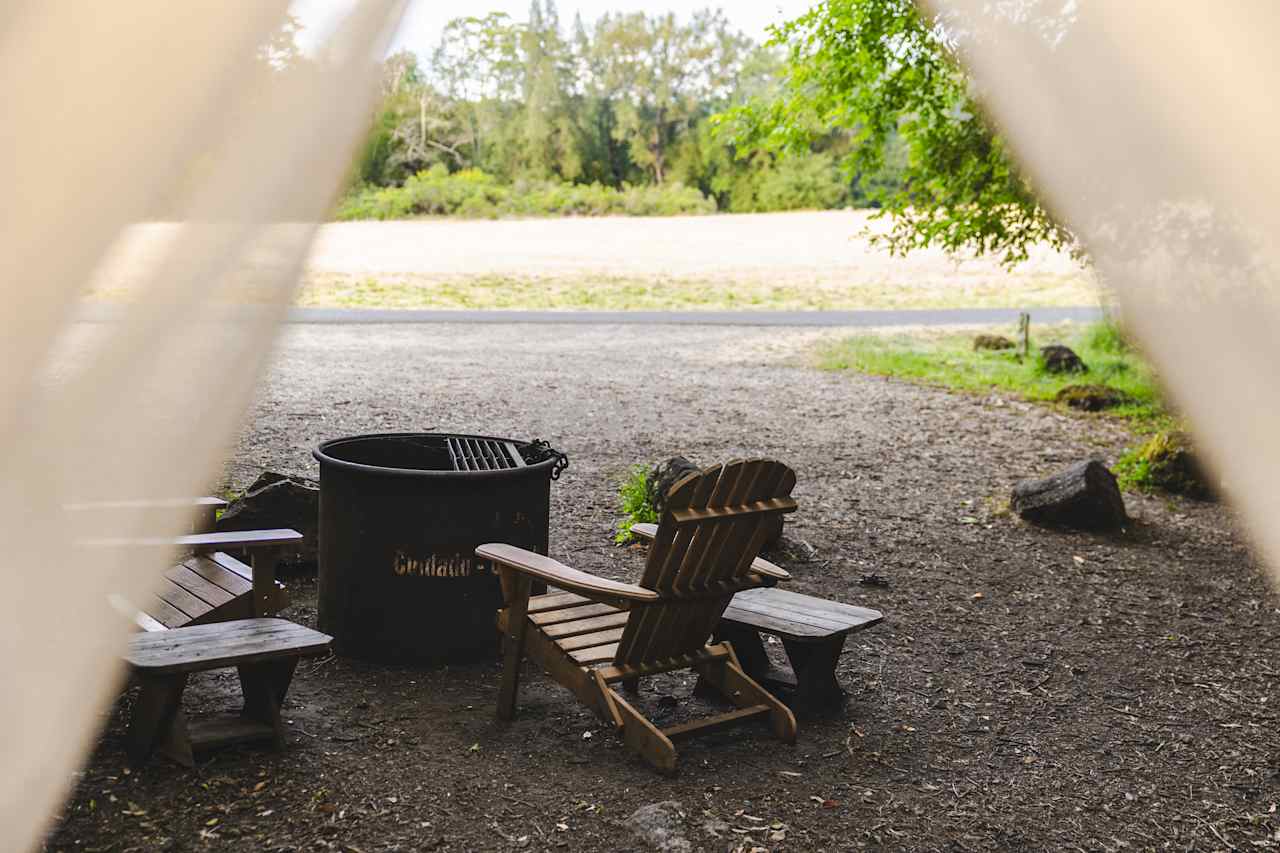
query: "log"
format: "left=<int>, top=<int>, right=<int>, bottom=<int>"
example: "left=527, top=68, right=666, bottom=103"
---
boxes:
left=217, top=471, right=319, bottom=573
left=1011, top=460, right=1127, bottom=530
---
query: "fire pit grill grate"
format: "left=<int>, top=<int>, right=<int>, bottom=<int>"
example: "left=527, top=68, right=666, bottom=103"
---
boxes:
left=446, top=436, right=524, bottom=472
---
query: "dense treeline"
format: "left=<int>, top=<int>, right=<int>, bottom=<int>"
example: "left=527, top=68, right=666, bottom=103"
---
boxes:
left=341, top=3, right=904, bottom=219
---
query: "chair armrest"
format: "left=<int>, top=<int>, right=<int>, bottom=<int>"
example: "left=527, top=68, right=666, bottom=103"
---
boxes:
left=83, top=528, right=302, bottom=552
left=628, top=523, right=791, bottom=582
left=477, top=543, right=659, bottom=606
left=64, top=496, right=228, bottom=511
left=178, top=529, right=303, bottom=552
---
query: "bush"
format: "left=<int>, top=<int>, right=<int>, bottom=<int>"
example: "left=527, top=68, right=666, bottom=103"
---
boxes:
left=1081, top=317, right=1132, bottom=354
left=753, top=152, right=849, bottom=211
left=334, top=167, right=716, bottom=221
left=1114, top=430, right=1214, bottom=499
left=614, top=465, right=658, bottom=544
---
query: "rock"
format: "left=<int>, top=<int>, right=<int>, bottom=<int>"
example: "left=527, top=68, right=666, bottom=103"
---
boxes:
left=1127, top=430, right=1216, bottom=500
left=645, top=456, right=701, bottom=517
left=217, top=471, right=319, bottom=572
left=1054, top=383, right=1130, bottom=411
left=624, top=802, right=691, bottom=853
left=1040, top=344, right=1087, bottom=374
left=973, top=333, right=1015, bottom=351
left=1012, top=460, right=1127, bottom=530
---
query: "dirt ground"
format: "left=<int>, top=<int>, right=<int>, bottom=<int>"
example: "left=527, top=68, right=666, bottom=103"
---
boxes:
left=48, top=324, right=1280, bottom=852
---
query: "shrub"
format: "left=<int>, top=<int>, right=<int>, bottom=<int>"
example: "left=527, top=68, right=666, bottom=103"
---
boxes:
left=1082, top=317, right=1132, bottom=354
left=753, top=152, right=849, bottom=211
left=1114, top=430, right=1214, bottom=498
left=614, top=464, right=658, bottom=544
left=333, top=168, right=716, bottom=221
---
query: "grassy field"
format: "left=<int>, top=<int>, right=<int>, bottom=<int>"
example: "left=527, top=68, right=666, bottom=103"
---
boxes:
left=294, top=270, right=1093, bottom=311
left=816, top=320, right=1170, bottom=430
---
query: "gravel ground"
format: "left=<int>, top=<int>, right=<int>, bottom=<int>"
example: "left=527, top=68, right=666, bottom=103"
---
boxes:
left=50, top=323, right=1280, bottom=852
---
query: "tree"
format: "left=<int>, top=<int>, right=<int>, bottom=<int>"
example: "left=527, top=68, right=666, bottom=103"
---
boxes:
left=432, top=13, right=524, bottom=175
left=592, top=10, right=750, bottom=184
left=722, top=0, right=1074, bottom=266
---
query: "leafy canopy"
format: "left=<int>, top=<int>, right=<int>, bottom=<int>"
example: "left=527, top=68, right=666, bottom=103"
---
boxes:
left=721, top=0, right=1075, bottom=266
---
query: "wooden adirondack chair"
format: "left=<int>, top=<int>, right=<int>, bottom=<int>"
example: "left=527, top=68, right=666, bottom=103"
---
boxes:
left=478, top=459, right=799, bottom=774
left=73, top=497, right=295, bottom=631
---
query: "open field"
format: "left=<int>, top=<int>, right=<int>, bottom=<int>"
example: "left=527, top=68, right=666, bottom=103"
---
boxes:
left=90, top=211, right=1099, bottom=311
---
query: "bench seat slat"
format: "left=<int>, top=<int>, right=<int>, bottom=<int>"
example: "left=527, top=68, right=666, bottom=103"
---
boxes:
left=529, top=602, right=620, bottom=626
left=126, top=618, right=331, bottom=674
left=734, top=587, right=883, bottom=622
left=556, top=626, right=626, bottom=652
left=209, top=551, right=255, bottom=584
left=184, top=555, right=252, bottom=596
left=722, top=600, right=860, bottom=635
left=145, top=595, right=189, bottom=629
left=164, top=564, right=236, bottom=607
left=154, top=581, right=215, bottom=622
left=722, top=588, right=883, bottom=640
left=541, top=611, right=630, bottom=639
left=528, top=591, right=592, bottom=614
left=568, top=642, right=619, bottom=665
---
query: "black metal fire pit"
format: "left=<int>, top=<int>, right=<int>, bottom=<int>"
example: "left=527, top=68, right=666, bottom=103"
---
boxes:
left=312, top=432, right=567, bottom=663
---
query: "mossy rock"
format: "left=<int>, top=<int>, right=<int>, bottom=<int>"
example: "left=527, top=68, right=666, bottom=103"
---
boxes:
left=973, top=333, right=1015, bottom=351
left=1040, top=344, right=1087, bottom=374
left=1120, top=430, right=1215, bottom=500
left=1054, top=384, right=1131, bottom=412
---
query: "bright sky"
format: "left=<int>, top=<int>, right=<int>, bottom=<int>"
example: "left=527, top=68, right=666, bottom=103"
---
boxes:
left=290, top=0, right=815, bottom=57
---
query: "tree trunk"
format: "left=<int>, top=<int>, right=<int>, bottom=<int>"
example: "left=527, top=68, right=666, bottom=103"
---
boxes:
left=651, top=113, right=665, bottom=184
left=1011, top=460, right=1127, bottom=530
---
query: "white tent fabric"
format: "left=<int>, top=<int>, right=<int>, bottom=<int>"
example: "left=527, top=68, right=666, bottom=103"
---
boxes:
left=6, top=0, right=1278, bottom=849
left=0, top=3, right=404, bottom=850
left=926, top=0, right=1280, bottom=580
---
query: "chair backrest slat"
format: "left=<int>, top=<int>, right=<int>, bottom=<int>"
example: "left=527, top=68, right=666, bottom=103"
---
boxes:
left=615, top=459, right=797, bottom=667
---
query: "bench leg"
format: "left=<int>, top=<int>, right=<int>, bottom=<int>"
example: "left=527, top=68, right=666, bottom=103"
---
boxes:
left=781, top=634, right=847, bottom=709
left=239, top=660, right=296, bottom=749
left=714, top=623, right=771, bottom=683
left=127, top=673, right=191, bottom=767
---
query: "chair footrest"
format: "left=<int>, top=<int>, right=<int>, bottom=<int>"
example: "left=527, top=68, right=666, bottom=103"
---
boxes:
left=188, top=716, right=278, bottom=751
left=662, top=704, right=771, bottom=741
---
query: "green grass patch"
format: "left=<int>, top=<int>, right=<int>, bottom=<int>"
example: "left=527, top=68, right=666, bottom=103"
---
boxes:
left=614, top=464, right=657, bottom=544
left=1113, top=430, right=1211, bottom=497
left=816, top=320, right=1170, bottom=430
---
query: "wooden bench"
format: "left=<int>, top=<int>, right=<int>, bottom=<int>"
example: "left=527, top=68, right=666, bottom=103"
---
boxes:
left=712, top=587, right=884, bottom=710
left=124, top=618, right=332, bottom=766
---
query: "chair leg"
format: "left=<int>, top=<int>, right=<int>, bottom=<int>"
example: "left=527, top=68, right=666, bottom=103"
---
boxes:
left=497, top=570, right=531, bottom=721
left=127, top=673, right=190, bottom=767
left=697, top=644, right=797, bottom=744
left=611, top=688, right=677, bottom=776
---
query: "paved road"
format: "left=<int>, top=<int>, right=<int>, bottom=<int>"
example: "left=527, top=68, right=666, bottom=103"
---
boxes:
left=286, top=306, right=1102, bottom=326
left=78, top=303, right=1101, bottom=327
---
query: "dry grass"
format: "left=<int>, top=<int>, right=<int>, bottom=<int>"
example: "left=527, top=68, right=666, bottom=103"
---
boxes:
left=88, top=211, right=1100, bottom=311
